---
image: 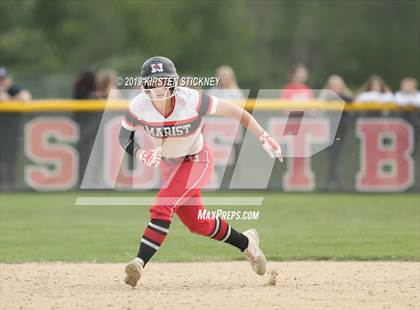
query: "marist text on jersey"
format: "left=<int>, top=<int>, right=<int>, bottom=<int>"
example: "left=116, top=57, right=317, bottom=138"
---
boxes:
left=144, top=123, right=195, bottom=138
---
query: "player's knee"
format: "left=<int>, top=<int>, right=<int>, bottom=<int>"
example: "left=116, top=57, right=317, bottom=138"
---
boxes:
left=149, top=205, right=172, bottom=222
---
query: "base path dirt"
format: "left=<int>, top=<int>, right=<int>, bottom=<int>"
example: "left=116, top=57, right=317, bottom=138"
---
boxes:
left=1, top=262, right=419, bottom=310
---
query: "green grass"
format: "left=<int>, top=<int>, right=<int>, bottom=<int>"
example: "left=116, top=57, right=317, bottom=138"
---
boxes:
left=0, top=192, right=419, bottom=263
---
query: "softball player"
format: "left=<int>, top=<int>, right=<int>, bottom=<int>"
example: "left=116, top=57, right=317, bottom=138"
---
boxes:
left=119, top=56, right=282, bottom=287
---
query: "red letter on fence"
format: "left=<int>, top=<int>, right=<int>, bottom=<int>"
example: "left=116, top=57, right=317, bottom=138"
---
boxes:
left=269, top=118, right=329, bottom=191
left=356, top=118, right=414, bottom=192
left=25, top=117, right=79, bottom=190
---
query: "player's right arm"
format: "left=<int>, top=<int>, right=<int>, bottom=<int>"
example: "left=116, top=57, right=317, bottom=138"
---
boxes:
left=212, top=98, right=283, bottom=162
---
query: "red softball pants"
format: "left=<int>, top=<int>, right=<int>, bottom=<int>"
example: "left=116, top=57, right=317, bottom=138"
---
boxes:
left=149, top=144, right=216, bottom=236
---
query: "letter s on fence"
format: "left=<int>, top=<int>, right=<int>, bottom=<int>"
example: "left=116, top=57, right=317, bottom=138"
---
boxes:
left=24, top=117, right=79, bottom=191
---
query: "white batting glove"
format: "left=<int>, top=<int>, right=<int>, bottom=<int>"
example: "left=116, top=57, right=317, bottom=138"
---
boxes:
left=136, top=148, right=162, bottom=167
left=258, top=131, right=283, bottom=162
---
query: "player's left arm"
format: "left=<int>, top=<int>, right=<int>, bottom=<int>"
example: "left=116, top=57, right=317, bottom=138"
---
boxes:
left=211, top=97, right=283, bottom=162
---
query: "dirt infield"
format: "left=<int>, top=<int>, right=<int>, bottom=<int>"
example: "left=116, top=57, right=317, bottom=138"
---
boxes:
left=0, top=262, right=419, bottom=310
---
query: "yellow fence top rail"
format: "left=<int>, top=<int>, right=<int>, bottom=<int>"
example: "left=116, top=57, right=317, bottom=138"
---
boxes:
left=0, top=99, right=418, bottom=112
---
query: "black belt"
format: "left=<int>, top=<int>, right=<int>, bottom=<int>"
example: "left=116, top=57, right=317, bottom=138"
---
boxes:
left=162, top=153, right=199, bottom=164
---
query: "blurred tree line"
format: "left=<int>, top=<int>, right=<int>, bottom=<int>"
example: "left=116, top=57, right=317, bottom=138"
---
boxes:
left=0, top=0, right=418, bottom=97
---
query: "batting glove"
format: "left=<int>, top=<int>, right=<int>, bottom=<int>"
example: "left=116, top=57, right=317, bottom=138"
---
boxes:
left=258, top=131, right=283, bottom=162
left=136, top=148, right=162, bottom=167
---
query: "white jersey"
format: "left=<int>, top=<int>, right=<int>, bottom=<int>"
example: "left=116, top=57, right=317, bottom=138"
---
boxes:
left=356, top=91, right=394, bottom=103
left=395, top=91, right=420, bottom=107
left=121, top=87, right=218, bottom=158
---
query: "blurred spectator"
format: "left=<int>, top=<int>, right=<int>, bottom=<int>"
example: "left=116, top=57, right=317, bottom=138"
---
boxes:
left=0, top=66, right=31, bottom=189
left=74, top=68, right=121, bottom=186
left=206, top=66, right=244, bottom=183
left=73, top=69, right=98, bottom=99
left=72, top=69, right=100, bottom=186
left=319, top=75, right=353, bottom=102
left=207, top=65, right=244, bottom=100
left=319, top=75, right=353, bottom=189
left=95, top=69, right=120, bottom=99
left=356, top=75, right=394, bottom=103
left=395, top=77, right=420, bottom=107
left=281, top=63, right=313, bottom=100
left=396, top=77, right=420, bottom=141
left=0, top=66, right=32, bottom=101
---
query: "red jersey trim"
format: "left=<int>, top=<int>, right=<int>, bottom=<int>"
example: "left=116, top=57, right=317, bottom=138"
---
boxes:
left=139, top=115, right=200, bottom=126
left=123, top=116, right=136, bottom=127
left=127, top=108, right=142, bottom=123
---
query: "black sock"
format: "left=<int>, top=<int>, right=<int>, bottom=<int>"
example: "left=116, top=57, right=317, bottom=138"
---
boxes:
left=224, top=227, right=249, bottom=252
left=137, top=219, right=170, bottom=266
left=208, top=216, right=249, bottom=252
